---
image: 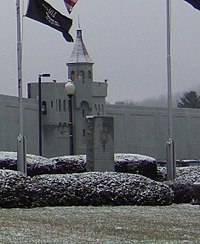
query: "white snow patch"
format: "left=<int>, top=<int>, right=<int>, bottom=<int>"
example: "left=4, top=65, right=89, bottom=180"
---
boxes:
left=51, top=155, right=86, bottom=162
left=114, top=153, right=155, bottom=163
left=0, top=152, right=17, bottom=160
left=0, top=152, right=155, bottom=166
left=51, top=153, right=155, bottom=163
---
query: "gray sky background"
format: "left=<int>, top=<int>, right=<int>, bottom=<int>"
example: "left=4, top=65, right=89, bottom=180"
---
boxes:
left=1, top=0, right=200, bottom=103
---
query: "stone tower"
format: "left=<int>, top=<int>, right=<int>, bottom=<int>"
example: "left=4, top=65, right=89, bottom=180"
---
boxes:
left=67, top=28, right=94, bottom=110
left=67, top=28, right=107, bottom=154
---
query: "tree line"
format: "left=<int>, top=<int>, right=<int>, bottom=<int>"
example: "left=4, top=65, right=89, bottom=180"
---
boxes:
left=177, top=91, right=200, bottom=109
left=114, top=90, right=200, bottom=109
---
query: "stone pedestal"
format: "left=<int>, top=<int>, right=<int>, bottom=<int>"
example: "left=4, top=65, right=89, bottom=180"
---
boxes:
left=86, top=116, right=114, bottom=172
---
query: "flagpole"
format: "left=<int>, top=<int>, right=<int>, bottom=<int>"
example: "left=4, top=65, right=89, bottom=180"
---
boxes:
left=16, top=0, right=26, bottom=174
left=166, top=0, right=176, bottom=180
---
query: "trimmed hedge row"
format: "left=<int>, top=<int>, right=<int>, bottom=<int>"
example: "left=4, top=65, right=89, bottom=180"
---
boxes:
left=158, top=166, right=200, bottom=204
left=0, top=170, right=174, bottom=208
left=0, top=153, right=157, bottom=180
left=0, top=153, right=200, bottom=206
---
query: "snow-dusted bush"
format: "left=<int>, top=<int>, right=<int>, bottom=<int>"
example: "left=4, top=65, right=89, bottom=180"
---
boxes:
left=176, top=167, right=200, bottom=183
left=156, top=166, right=167, bottom=181
left=0, top=152, right=158, bottom=179
left=0, top=170, right=35, bottom=208
left=114, top=154, right=158, bottom=180
left=0, top=170, right=174, bottom=208
left=31, top=172, right=173, bottom=207
left=50, top=155, right=86, bottom=174
left=0, top=153, right=86, bottom=176
left=52, top=154, right=158, bottom=179
left=159, top=166, right=200, bottom=203
left=0, top=152, right=199, bottom=206
left=0, top=152, right=17, bottom=171
left=0, top=152, right=53, bottom=176
left=167, top=181, right=195, bottom=203
left=173, top=167, right=200, bottom=204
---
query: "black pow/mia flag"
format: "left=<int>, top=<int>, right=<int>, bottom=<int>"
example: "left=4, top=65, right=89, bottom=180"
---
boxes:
left=185, top=0, right=200, bottom=11
left=26, top=0, right=73, bottom=42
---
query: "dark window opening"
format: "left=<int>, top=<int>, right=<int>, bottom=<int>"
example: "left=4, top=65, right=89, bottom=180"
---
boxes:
left=59, top=99, right=61, bottom=111
left=42, top=101, right=47, bottom=115
left=63, top=100, right=66, bottom=111
left=71, top=71, right=76, bottom=81
left=88, top=70, right=92, bottom=79
left=79, top=70, right=85, bottom=83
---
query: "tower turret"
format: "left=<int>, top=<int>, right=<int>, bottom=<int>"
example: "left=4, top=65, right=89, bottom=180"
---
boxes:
left=67, top=28, right=94, bottom=82
left=66, top=27, right=107, bottom=154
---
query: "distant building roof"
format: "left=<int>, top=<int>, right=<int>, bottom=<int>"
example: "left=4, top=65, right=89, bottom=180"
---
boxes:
left=67, top=29, right=94, bottom=64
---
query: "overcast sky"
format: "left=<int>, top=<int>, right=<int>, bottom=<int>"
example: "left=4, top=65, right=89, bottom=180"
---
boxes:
left=1, top=0, right=200, bottom=103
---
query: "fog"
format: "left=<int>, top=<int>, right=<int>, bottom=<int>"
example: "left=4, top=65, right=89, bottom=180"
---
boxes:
left=1, top=0, right=200, bottom=103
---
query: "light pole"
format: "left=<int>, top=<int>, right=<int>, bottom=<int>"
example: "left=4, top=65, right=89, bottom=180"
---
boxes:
left=38, top=73, right=50, bottom=156
left=16, top=0, right=26, bottom=174
left=166, top=0, right=176, bottom=181
left=65, top=79, right=75, bottom=155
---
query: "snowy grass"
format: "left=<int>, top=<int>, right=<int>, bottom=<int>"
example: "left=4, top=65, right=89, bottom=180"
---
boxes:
left=0, top=153, right=200, bottom=242
left=0, top=204, right=199, bottom=243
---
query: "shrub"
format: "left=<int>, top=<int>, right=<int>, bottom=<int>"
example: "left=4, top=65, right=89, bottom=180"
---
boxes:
left=0, top=170, right=174, bottom=208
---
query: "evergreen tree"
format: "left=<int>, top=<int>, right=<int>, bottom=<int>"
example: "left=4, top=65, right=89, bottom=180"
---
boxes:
left=177, top=91, right=200, bottom=108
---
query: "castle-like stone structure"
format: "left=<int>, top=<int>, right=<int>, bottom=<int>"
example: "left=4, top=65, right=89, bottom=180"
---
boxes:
left=28, top=28, right=107, bottom=156
left=1, top=28, right=200, bottom=160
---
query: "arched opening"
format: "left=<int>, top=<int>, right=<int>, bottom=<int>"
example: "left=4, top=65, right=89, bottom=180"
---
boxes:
left=88, top=70, right=92, bottom=79
left=79, top=70, right=85, bottom=82
left=42, top=101, right=47, bottom=115
left=71, top=71, right=76, bottom=81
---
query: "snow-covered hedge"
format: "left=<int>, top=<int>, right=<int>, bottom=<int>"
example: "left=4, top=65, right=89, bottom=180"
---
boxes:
left=50, top=155, right=86, bottom=175
left=0, top=152, right=200, bottom=206
left=0, top=170, right=173, bottom=208
left=167, top=181, right=195, bottom=203
left=158, top=166, right=200, bottom=203
left=0, top=152, right=86, bottom=176
left=176, top=167, right=200, bottom=183
left=0, top=170, right=34, bottom=208
left=0, top=152, right=158, bottom=180
left=114, top=154, right=157, bottom=180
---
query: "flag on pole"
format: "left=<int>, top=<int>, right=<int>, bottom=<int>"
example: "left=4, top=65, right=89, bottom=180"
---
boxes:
left=185, top=0, right=200, bottom=10
left=64, top=0, right=78, bottom=14
left=26, top=0, right=73, bottom=42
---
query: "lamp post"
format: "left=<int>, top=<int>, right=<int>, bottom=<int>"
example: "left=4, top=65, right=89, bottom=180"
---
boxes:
left=38, top=73, right=50, bottom=156
left=65, top=79, right=75, bottom=155
left=16, top=0, right=26, bottom=174
left=166, top=0, right=176, bottom=181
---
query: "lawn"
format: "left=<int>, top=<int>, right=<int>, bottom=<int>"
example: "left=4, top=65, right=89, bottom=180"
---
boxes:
left=0, top=204, right=199, bottom=243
